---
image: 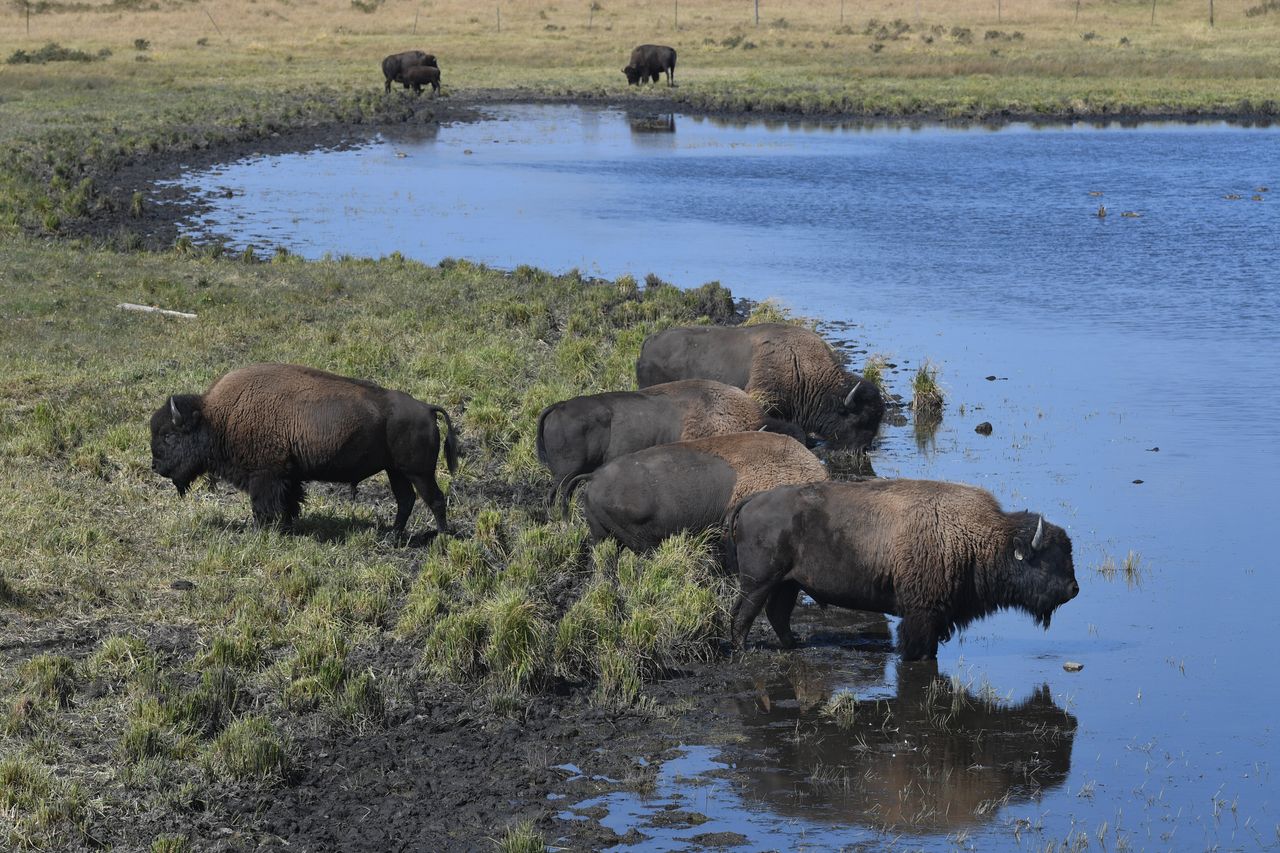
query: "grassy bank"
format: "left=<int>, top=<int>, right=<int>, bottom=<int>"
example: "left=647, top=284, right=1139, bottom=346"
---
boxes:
left=0, top=238, right=743, bottom=848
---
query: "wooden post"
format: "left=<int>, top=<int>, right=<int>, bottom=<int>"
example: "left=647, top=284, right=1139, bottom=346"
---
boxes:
left=413, top=6, right=420, bottom=33
left=997, top=0, right=1002, bottom=21
left=1208, top=0, right=1214, bottom=26
left=26, top=0, right=31, bottom=35
left=496, top=3, right=501, bottom=32
left=674, top=0, right=678, bottom=29
left=1150, top=0, right=1156, bottom=24
left=588, top=2, right=593, bottom=28
left=1074, top=0, right=1081, bottom=23
left=754, top=0, right=759, bottom=25
left=840, top=0, right=845, bottom=24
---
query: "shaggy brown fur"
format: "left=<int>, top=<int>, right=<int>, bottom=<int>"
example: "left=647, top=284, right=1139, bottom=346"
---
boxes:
left=150, top=364, right=458, bottom=536
left=381, top=50, right=436, bottom=93
left=564, top=432, right=827, bottom=552
left=635, top=323, right=884, bottom=450
left=401, top=64, right=440, bottom=94
left=725, top=480, right=1079, bottom=660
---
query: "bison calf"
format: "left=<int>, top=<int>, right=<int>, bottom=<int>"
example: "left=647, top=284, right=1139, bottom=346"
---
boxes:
left=637, top=323, right=884, bottom=451
left=401, top=64, right=440, bottom=95
left=536, top=379, right=805, bottom=506
left=382, top=50, right=437, bottom=93
left=623, top=44, right=677, bottom=86
left=563, top=432, right=827, bottom=553
left=726, top=480, right=1079, bottom=660
left=150, top=363, right=458, bottom=537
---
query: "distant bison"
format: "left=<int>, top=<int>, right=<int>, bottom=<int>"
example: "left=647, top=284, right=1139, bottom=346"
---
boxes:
left=150, top=363, right=458, bottom=536
left=537, top=379, right=805, bottom=505
left=623, top=44, right=677, bottom=86
left=636, top=323, right=884, bottom=450
left=563, top=432, right=827, bottom=552
left=382, top=50, right=437, bottom=93
left=725, top=480, right=1079, bottom=659
left=401, top=64, right=440, bottom=95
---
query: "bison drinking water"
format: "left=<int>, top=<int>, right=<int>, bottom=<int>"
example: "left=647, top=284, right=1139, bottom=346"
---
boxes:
left=536, top=379, right=805, bottom=506
left=381, top=50, right=437, bottom=93
left=636, top=323, right=884, bottom=450
left=562, top=431, right=827, bottom=553
left=623, top=44, right=677, bottom=86
left=725, top=480, right=1079, bottom=659
left=150, top=363, right=458, bottom=537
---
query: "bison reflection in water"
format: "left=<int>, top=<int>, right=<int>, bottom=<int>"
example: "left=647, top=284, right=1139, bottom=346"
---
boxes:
left=629, top=114, right=676, bottom=134
left=728, top=659, right=1077, bottom=832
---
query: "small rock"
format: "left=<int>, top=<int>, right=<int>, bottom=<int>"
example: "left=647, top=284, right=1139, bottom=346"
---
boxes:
left=1063, top=661, right=1084, bottom=672
left=985, top=375, right=997, bottom=381
left=974, top=421, right=993, bottom=435
left=1132, top=479, right=1144, bottom=484
left=463, top=148, right=473, bottom=155
left=170, top=579, right=195, bottom=591
left=1146, top=446, right=1159, bottom=452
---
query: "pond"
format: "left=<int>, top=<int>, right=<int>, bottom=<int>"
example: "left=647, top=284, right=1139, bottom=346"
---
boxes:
left=166, top=105, right=1280, bottom=849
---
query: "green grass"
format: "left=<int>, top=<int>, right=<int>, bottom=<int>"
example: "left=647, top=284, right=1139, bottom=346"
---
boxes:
left=911, top=359, right=945, bottom=417
left=494, top=819, right=546, bottom=853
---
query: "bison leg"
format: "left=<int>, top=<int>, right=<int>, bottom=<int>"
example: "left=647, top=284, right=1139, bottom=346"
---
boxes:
left=387, top=470, right=417, bottom=534
left=384, top=77, right=392, bottom=94
left=765, top=580, right=801, bottom=649
left=410, top=473, right=448, bottom=534
left=731, top=582, right=776, bottom=650
left=247, top=474, right=301, bottom=528
left=896, top=611, right=941, bottom=661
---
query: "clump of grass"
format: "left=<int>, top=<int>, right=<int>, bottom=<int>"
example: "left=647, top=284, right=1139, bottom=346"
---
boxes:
left=151, top=835, right=191, bottom=853
left=206, top=715, right=289, bottom=782
left=17, top=653, right=77, bottom=709
left=911, top=359, right=944, bottom=417
left=86, top=635, right=153, bottom=684
left=0, top=755, right=87, bottom=848
left=822, top=689, right=859, bottom=728
left=861, top=354, right=890, bottom=392
left=129, top=191, right=145, bottom=218
left=1122, top=550, right=1145, bottom=588
left=744, top=298, right=794, bottom=325
left=494, top=819, right=545, bottom=852
left=331, top=670, right=386, bottom=732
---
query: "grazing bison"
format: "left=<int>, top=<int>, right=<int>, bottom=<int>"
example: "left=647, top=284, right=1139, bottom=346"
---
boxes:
left=536, top=379, right=805, bottom=506
left=636, top=323, right=884, bottom=450
left=150, top=363, right=458, bottom=536
left=563, top=432, right=827, bottom=552
left=725, top=480, right=1079, bottom=659
left=401, top=64, right=440, bottom=95
left=381, top=50, right=437, bottom=93
left=623, top=44, right=677, bottom=86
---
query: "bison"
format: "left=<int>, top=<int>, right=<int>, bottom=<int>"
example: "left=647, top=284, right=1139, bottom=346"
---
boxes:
left=401, top=64, right=440, bottom=95
left=562, top=431, right=827, bottom=552
left=536, top=379, right=805, bottom=506
left=725, top=479, right=1079, bottom=660
left=150, top=363, right=458, bottom=536
left=636, top=323, right=884, bottom=451
left=623, top=44, right=677, bottom=86
left=381, top=50, right=437, bottom=94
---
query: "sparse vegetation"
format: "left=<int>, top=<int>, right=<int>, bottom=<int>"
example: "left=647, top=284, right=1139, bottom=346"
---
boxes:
left=495, top=819, right=546, bottom=853
left=911, top=359, right=944, bottom=417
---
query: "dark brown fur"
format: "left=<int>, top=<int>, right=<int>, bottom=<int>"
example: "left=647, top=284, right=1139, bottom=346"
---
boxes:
left=401, top=64, right=440, bottom=94
left=381, top=50, right=437, bottom=93
left=623, top=44, right=676, bottom=86
left=726, top=480, right=1079, bottom=660
left=150, top=363, right=458, bottom=536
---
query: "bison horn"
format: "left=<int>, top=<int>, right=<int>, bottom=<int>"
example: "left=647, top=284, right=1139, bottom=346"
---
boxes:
left=843, top=381, right=862, bottom=408
left=169, top=396, right=182, bottom=426
left=1031, top=515, right=1044, bottom=551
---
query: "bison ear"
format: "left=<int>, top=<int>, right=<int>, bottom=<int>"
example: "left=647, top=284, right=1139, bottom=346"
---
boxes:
left=1014, top=547, right=1025, bottom=562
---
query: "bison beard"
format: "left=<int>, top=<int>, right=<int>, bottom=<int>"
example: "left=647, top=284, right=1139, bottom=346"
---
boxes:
left=725, top=480, right=1080, bottom=660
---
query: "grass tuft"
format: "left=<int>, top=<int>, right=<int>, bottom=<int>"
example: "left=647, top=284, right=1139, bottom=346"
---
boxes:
left=911, top=359, right=945, bottom=417
left=206, top=716, right=290, bottom=782
left=494, top=820, right=545, bottom=853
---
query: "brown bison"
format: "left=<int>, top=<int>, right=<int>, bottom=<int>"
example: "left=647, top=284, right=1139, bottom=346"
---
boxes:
left=381, top=50, right=437, bottom=93
left=563, top=432, right=827, bottom=552
left=623, top=44, right=677, bottom=86
left=150, top=363, right=458, bottom=536
left=536, top=379, right=805, bottom=505
left=401, top=64, right=440, bottom=95
left=636, top=323, right=884, bottom=450
left=725, top=480, right=1079, bottom=659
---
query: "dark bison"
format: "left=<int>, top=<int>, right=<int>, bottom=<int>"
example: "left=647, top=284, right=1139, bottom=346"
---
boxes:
left=563, top=432, right=827, bottom=552
left=623, top=44, right=676, bottom=86
left=381, top=50, right=437, bottom=93
left=636, top=323, right=884, bottom=450
left=150, top=363, right=458, bottom=536
left=401, top=64, right=440, bottom=95
left=536, top=379, right=805, bottom=505
left=725, top=480, right=1079, bottom=659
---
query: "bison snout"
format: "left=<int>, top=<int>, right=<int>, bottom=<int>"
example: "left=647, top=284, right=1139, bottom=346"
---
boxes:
left=1067, top=580, right=1080, bottom=599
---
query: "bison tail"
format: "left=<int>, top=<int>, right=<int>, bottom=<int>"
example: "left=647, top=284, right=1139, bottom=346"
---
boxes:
left=559, top=472, right=592, bottom=517
left=534, top=403, right=555, bottom=467
left=430, top=406, right=460, bottom=474
left=719, top=495, right=752, bottom=578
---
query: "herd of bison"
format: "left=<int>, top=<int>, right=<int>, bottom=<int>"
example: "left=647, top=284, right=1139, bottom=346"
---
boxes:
left=150, top=320, right=1079, bottom=662
left=380, top=43, right=679, bottom=94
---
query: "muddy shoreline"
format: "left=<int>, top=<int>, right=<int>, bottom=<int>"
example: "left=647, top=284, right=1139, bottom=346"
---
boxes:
left=76, top=88, right=1276, bottom=253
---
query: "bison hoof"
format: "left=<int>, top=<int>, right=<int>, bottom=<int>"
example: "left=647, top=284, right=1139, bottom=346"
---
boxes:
left=776, top=632, right=798, bottom=650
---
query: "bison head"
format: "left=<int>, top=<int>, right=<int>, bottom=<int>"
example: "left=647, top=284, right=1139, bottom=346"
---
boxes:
left=622, top=65, right=641, bottom=85
left=1008, top=513, right=1079, bottom=627
left=150, top=394, right=212, bottom=496
left=822, top=378, right=885, bottom=452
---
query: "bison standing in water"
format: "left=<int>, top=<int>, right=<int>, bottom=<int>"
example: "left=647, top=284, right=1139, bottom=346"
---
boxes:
left=623, top=44, right=677, bottom=86
left=562, top=431, right=827, bottom=553
left=150, top=363, right=458, bottom=537
left=636, top=323, right=884, bottom=451
left=381, top=50, right=437, bottom=93
left=536, top=379, right=805, bottom=505
left=725, top=480, right=1079, bottom=659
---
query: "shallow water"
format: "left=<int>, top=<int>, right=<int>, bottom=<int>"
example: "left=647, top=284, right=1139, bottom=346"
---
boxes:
left=169, top=106, right=1280, bottom=848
